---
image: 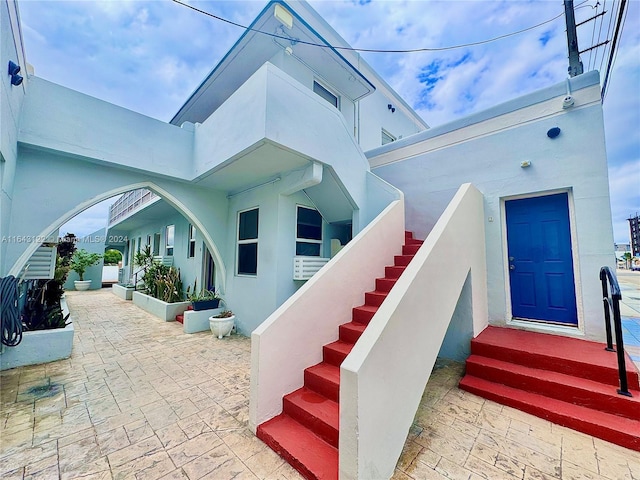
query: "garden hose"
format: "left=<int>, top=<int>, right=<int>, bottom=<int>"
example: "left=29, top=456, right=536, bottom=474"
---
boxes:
left=0, top=275, right=22, bottom=347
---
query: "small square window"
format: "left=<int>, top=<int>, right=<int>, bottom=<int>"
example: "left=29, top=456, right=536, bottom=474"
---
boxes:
left=313, top=81, right=338, bottom=108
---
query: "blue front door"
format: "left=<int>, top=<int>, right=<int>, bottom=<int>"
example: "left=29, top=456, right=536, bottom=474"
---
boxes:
left=505, top=193, right=578, bottom=325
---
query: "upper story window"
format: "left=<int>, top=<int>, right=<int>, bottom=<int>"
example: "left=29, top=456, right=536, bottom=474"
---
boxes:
left=296, top=206, right=322, bottom=256
left=237, top=208, right=259, bottom=276
left=382, top=129, right=396, bottom=145
left=188, top=225, right=196, bottom=258
left=165, top=225, right=174, bottom=256
left=313, top=81, right=339, bottom=109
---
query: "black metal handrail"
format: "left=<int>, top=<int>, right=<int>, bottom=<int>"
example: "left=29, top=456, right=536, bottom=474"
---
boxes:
left=599, top=266, right=632, bottom=397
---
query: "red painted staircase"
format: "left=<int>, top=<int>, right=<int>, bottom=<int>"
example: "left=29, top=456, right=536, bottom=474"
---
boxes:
left=459, top=326, right=640, bottom=452
left=175, top=305, right=194, bottom=324
left=256, top=232, right=423, bottom=480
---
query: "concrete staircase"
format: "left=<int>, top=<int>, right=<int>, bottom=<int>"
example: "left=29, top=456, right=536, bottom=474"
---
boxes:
left=459, top=326, right=640, bottom=452
left=256, top=232, right=423, bottom=480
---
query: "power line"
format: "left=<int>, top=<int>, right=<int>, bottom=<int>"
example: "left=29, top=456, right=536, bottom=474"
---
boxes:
left=172, top=0, right=566, bottom=54
left=601, top=0, right=628, bottom=101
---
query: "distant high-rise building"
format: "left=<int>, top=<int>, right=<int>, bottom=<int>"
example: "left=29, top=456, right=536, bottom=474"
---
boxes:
left=629, top=213, right=640, bottom=256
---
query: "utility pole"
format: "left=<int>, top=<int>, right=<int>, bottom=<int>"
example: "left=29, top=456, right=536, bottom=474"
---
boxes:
left=564, top=0, right=584, bottom=77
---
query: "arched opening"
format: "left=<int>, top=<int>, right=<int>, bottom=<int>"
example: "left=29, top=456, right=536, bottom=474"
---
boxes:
left=9, top=181, right=227, bottom=295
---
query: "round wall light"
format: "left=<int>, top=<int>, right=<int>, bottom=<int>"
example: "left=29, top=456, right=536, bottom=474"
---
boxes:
left=547, top=127, right=561, bottom=139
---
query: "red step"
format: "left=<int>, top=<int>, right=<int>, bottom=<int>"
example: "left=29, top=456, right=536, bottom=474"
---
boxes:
left=385, top=265, right=406, bottom=279
left=352, top=305, right=378, bottom=325
left=465, top=355, right=640, bottom=420
left=283, top=387, right=339, bottom=448
left=460, top=375, right=640, bottom=452
left=402, top=244, right=421, bottom=255
left=323, top=341, right=354, bottom=367
left=394, top=255, right=414, bottom=267
left=304, top=363, right=340, bottom=402
left=470, top=326, right=640, bottom=389
left=257, top=414, right=338, bottom=480
left=375, top=277, right=397, bottom=292
left=339, top=322, right=367, bottom=343
left=257, top=230, right=424, bottom=477
left=175, top=314, right=184, bottom=324
left=364, top=291, right=387, bottom=307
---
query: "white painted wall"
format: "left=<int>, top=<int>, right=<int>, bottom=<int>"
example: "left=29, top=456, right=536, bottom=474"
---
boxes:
left=0, top=0, right=28, bottom=273
left=369, top=72, right=614, bottom=342
left=249, top=199, right=404, bottom=432
left=340, top=184, right=488, bottom=479
left=5, top=149, right=229, bottom=295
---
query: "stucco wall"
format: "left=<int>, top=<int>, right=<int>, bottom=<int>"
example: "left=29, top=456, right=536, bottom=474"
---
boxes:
left=5, top=149, right=229, bottom=294
left=369, top=72, right=614, bottom=341
left=0, top=0, right=27, bottom=273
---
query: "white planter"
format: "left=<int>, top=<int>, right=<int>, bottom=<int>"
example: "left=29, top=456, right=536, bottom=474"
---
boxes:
left=132, top=291, right=190, bottom=321
left=74, top=280, right=92, bottom=291
left=0, top=298, right=74, bottom=370
left=183, top=307, right=225, bottom=334
left=112, top=284, right=135, bottom=300
left=209, top=315, right=235, bottom=339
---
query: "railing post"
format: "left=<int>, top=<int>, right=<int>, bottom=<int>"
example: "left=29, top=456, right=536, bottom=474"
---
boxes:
left=600, top=272, right=615, bottom=351
left=599, top=266, right=632, bottom=397
left=611, top=295, right=631, bottom=397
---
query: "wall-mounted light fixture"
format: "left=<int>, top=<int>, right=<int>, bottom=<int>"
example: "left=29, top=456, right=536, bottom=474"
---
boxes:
left=388, top=104, right=395, bottom=113
left=8, top=60, right=23, bottom=86
left=547, top=127, right=561, bottom=139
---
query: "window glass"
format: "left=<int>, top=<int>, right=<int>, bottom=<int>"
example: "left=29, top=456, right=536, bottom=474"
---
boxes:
left=188, top=225, right=196, bottom=258
left=237, top=209, right=259, bottom=275
left=166, top=225, right=174, bottom=256
left=239, top=209, right=259, bottom=240
left=313, top=81, right=338, bottom=108
left=296, top=206, right=322, bottom=257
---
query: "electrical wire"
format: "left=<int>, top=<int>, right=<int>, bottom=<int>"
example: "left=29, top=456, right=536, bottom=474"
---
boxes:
left=172, top=0, right=567, bottom=54
left=1, top=275, right=23, bottom=347
left=601, top=0, right=628, bottom=101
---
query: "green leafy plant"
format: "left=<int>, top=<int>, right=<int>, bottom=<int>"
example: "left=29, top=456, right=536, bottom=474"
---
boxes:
left=70, top=249, right=102, bottom=281
left=186, top=278, right=220, bottom=302
left=213, top=310, right=234, bottom=318
left=103, top=249, right=123, bottom=265
left=143, top=264, right=183, bottom=303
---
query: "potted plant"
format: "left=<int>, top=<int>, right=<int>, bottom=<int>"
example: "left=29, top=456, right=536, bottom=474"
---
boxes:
left=70, top=249, right=103, bottom=291
left=186, top=279, right=221, bottom=311
left=209, top=310, right=235, bottom=339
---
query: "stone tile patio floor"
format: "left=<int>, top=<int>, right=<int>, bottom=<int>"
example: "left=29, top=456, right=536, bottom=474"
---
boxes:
left=1, top=290, right=639, bottom=480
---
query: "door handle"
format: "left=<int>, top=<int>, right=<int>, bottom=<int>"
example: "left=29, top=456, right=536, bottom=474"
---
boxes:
left=510, top=265, right=515, bottom=270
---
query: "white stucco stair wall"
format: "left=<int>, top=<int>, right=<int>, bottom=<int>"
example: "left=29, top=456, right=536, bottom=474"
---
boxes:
left=340, top=183, right=488, bottom=479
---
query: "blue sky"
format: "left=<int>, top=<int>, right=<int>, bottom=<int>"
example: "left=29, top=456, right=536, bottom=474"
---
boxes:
left=18, top=0, right=639, bottom=244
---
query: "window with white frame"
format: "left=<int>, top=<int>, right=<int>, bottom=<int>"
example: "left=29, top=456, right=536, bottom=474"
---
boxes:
left=296, top=206, right=322, bottom=256
left=382, top=128, right=396, bottom=145
left=146, top=235, right=152, bottom=248
left=165, top=225, right=174, bottom=256
left=237, top=208, right=259, bottom=276
left=313, top=80, right=338, bottom=108
left=188, top=224, right=196, bottom=258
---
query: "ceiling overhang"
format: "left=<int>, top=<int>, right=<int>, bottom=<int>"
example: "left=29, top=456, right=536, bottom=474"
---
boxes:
left=171, top=1, right=374, bottom=126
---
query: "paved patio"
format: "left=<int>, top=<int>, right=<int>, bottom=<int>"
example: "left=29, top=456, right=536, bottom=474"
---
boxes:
left=1, top=289, right=639, bottom=480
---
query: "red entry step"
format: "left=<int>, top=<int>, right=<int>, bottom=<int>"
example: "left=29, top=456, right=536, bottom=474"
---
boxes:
left=256, top=231, right=423, bottom=479
left=459, top=326, right=640, bottom=452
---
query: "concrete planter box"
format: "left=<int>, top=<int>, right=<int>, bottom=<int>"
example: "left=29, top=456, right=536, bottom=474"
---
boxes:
left=0, top=298, right=74, bottom=371
left=132, top=291, right=190, bottom=321
left=183, top=307, right=226, bottom=334
left=112, top=284, right=135, bottom=300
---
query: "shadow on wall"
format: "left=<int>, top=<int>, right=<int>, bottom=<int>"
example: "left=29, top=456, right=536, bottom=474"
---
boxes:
left=438, top=272, right=474, bottom=361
